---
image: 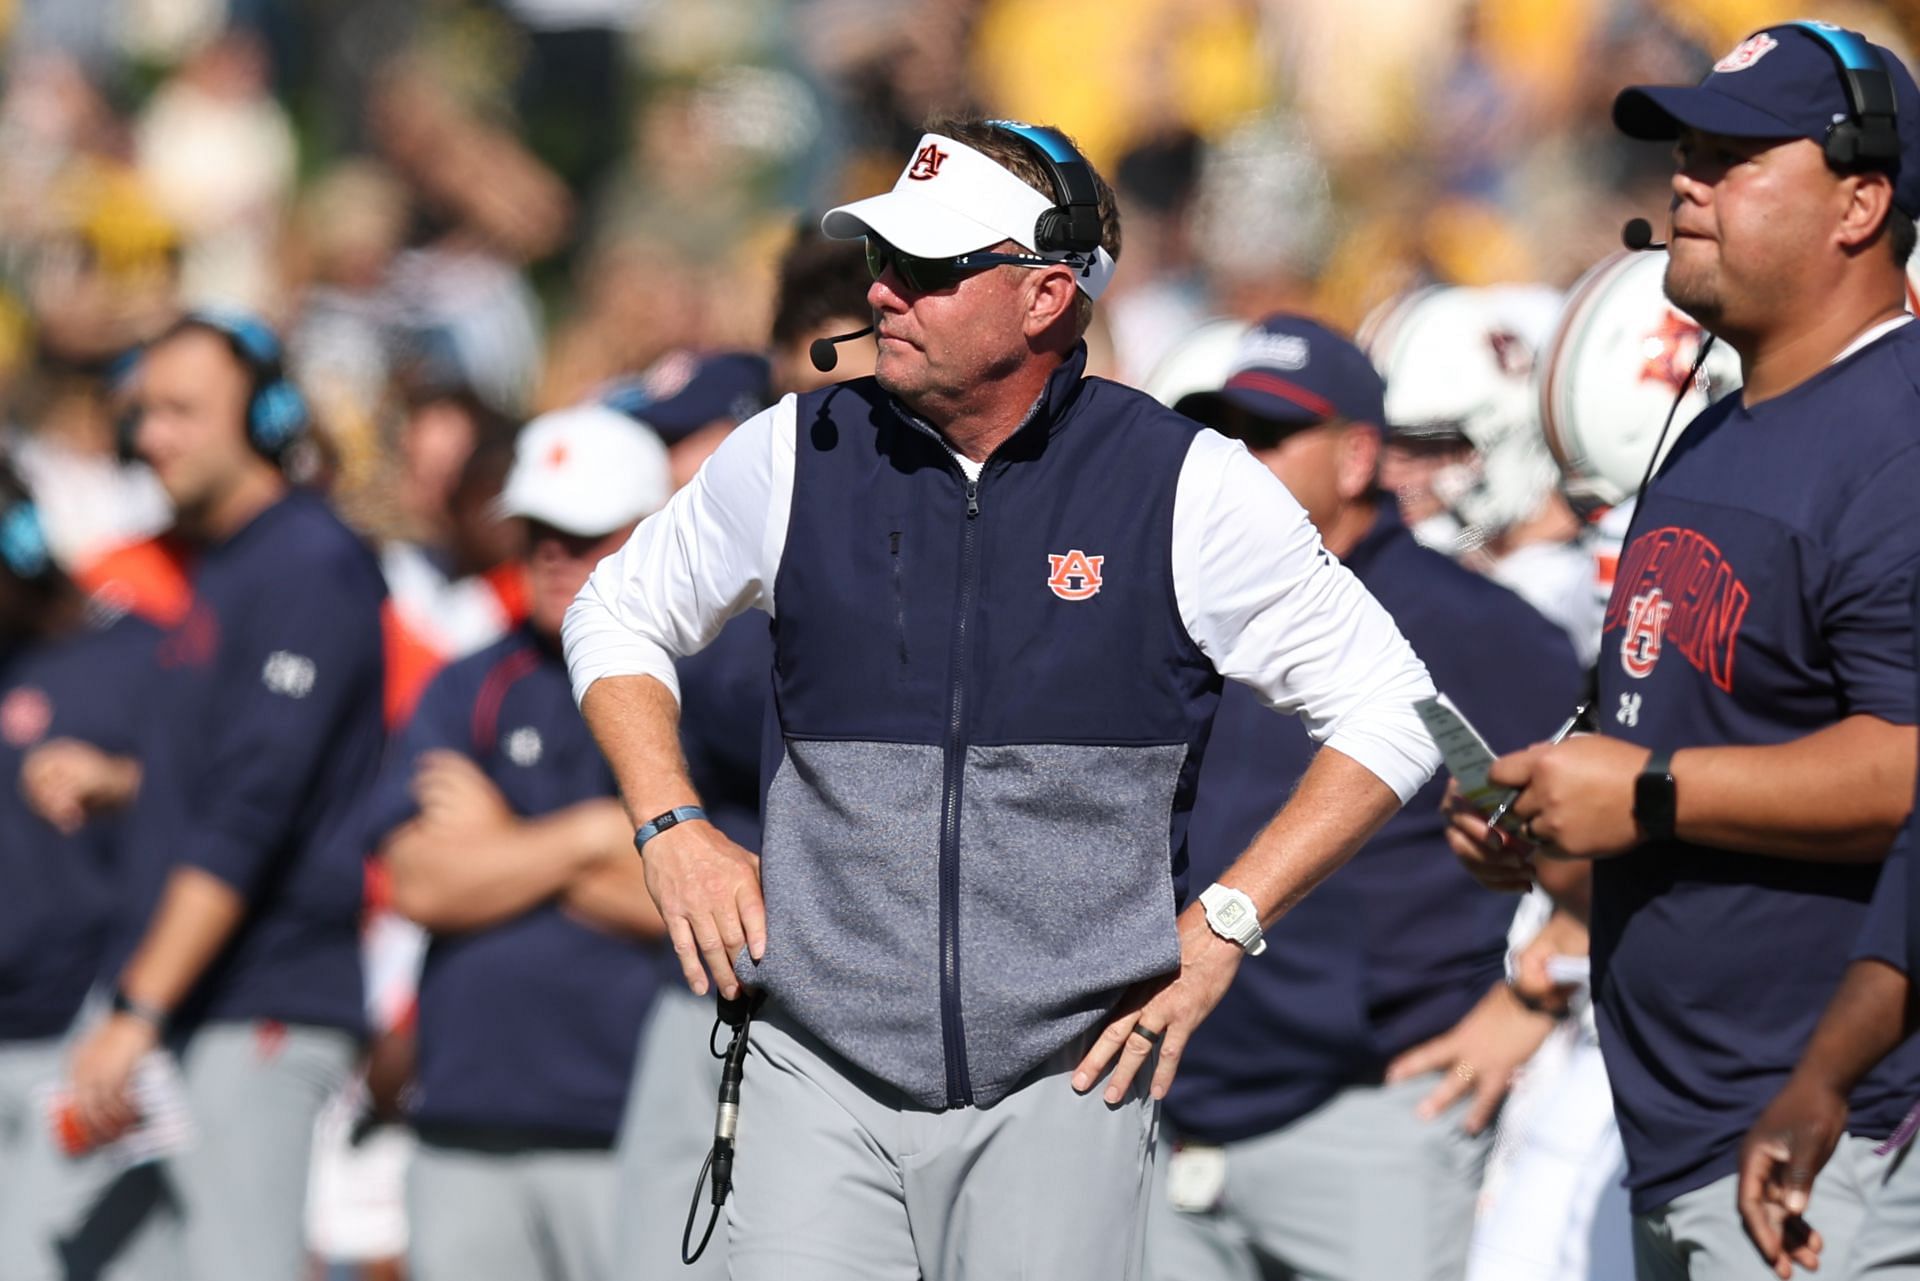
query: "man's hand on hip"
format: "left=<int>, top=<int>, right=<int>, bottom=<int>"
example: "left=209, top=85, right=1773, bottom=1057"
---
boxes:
left=1071, top=905, right=1243, bottom=1105
left=642, top=820, right=766, bottom=1001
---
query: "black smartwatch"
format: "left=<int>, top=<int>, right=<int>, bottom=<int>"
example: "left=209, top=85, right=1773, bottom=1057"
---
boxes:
left=1633, top=749, right=1677, bottom=842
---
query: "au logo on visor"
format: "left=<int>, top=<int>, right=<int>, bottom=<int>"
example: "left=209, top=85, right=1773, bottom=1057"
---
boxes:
left=907, top=144, right=949, bottom=180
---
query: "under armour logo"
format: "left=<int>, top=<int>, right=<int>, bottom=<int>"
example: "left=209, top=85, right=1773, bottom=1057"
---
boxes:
left=1046, top=549, right=1104, bottom=601
left=907, top=143, right=948, bottom=181
left=1617, top=692, right=1642, bottom=728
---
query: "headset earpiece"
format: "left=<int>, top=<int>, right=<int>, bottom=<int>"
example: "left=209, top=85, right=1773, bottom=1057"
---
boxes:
left=183, top=308, right=310, bottom=461
left=0, top=498, right=52, bottom=582
left=987, top=120, right=1104, bottom=258
left=1791, top=22, right=1903, bottom=172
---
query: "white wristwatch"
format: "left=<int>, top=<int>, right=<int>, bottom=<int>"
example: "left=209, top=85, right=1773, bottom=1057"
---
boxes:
left=1198, top=883, right=1267, bottom=956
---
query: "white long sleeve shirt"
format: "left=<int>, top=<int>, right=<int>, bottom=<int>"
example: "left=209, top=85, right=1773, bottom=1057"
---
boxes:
left=563, top=393, right=1441, bottom=803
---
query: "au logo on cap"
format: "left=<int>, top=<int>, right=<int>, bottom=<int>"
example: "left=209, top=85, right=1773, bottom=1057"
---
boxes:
left=1714, top=32, right=1777, bottom=72
left=908, top=143, right=949, bottom=181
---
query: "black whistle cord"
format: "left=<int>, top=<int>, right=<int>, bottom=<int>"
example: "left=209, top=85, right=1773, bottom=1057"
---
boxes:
left=682, top=992, right=761, bottom=1266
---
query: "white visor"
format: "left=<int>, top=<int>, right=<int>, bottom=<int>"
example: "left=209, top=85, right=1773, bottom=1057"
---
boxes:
left=822, top=133, right=1117, bottom=301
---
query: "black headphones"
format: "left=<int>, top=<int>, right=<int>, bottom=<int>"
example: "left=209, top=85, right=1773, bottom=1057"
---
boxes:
left=1790, top=21, right=1902, bottom=171
left=987, top=120, right=1105, bottom=257
left=178, top=308, right=310, bottom=461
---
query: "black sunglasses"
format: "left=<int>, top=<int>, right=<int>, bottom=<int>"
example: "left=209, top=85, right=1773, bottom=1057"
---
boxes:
left=864, top=235, right=1061, bottom=294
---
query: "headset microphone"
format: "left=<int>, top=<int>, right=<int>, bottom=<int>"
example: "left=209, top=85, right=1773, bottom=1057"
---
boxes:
left=1622, top=218, right=1667, bottom=251
left=809, top=325, right=876, bottom=374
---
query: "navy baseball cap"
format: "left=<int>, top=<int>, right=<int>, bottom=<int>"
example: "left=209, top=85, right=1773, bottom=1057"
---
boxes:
left=1175, top=314, right=1386, bottom=437
left=1614, top=22, right=1920, bottom=216
left=599, top=350, right=772, bottom=444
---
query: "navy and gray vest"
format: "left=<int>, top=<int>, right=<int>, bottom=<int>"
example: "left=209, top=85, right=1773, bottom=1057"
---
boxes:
left=742, top=348, right=1224, bottom=1109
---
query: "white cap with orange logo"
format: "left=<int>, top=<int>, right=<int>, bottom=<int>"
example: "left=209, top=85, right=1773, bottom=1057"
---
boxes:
left=497, top=405, right=671, bottom=537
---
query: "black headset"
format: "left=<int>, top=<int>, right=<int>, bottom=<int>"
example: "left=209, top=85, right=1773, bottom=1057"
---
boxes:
left=1790, top=21, right=1902, bottom=170
left=987, top=120, right=1105, bottom=257
left=178, top=308, right=310, bottom=461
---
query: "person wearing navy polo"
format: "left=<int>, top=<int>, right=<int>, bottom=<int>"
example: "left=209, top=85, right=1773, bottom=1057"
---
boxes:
left=0, top=465, right=156, bottom=1281
left=57, top=311, right=386, bottom=1280
left=565, top=118, right=1441, bottom=1279
left=1448, top=23, right=1920, bottom=1280
left=375, top=405, right=672, bottom=1281
left=1147, top=316, right=1582, bottom=1281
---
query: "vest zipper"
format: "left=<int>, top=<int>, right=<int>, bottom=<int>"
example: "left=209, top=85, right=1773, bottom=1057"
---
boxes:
left=890, top=531, right=908, bottom=666
left=937, top=466, right=981, bottom=1108
left=894, top=394, right=1042, bottom=1111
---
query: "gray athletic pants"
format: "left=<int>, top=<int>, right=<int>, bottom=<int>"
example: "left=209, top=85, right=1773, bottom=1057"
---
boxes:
left=67, top=1019, right=356, bottom=1281
left=1147, top=1073, right=1492, bottom=1281
left=1633, top=1134, right=1920, bottom=1280
left=0, top=1033, right=119, bottom=1281
left=727, top=1004, right=1159, bottom=1281
left=408, top=1142, right=618, bottom=1281
left=614, top=985, right=727, bottom=1280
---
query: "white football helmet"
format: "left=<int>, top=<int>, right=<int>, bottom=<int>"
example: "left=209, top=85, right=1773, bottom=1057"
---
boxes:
left=1359, top=285, right=1562, bottom=543
left=1537, top=249, right=1742, bottom=509
left=1140, top=317, right=1252, bottom=413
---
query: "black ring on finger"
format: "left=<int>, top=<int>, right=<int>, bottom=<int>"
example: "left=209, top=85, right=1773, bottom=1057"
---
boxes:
left=1130, top=1024, right=1163, bottom=1047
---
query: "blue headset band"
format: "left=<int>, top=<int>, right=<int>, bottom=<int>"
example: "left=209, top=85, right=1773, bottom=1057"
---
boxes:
left=1789, top=21, right=1899, bottom=133
left=0, top=501, right=51, bottom=580
left=986, top=121, right=1102, bottom=231
left=186, top=307, right=285, bottom=372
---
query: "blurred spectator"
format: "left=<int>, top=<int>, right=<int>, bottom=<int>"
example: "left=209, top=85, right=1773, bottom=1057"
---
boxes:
left=0, top=462, right=158, bottom=1281
left=379, top=386, right=526, bottom=727
left=767, top=218, right=875, bottom=394
left=135, top=29, right=296, bottom=311
left=598, top=347, right=773, bottom=491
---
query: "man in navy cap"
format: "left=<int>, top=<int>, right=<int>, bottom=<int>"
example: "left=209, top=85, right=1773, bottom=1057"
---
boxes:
left=598, top=349, right=772, bottom=490
left=1152, top=317, right=1582, bottom=1281
left=1450, top=22, right=1920, bottom=1279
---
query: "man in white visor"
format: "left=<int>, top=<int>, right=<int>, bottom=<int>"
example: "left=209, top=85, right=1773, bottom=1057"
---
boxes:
left=563, top=118, right=1439, bottom=1280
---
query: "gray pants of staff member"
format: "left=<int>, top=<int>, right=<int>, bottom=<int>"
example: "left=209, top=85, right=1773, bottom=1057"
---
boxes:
left=0, top=1034, right=119, bottom=1281
left=408, top=1143, right=617, bottom=1281
left=613, top=985, right=727, bottom=1280
left=1147, top=1073, right=1492, bottom=1281
left=1852, top=1136, right=1920, bottom=1279
left=66, top=1020, right=356, bottom=1281
left=1633, top=1134, right=1914, bottom=1281
left=727, top=1004, right=1158, bottom=1281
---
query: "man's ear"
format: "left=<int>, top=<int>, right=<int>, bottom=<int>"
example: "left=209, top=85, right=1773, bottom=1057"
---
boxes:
left=1340, top=423, right=1382, bottom=501
left=1836, top=171, right=1896, bottom=254
left=1023, top=266, right=1081, bottom=341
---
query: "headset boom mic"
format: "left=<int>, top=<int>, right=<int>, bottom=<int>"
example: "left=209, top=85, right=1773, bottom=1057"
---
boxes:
left=1622, top=218, right=1666, bottom=252
left=809, top=325, right=876, bottom=373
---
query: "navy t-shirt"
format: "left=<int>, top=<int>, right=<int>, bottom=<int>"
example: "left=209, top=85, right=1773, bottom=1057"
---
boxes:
left=1593, top=320, right=1920, bottom=1213
left=113, top=490, right=385, bottom=1035
left=0, top=611, right=159, bottom=1041
left=1167, top=504, right=1582, bottom=1143
left=1854, top=840, right=1909, bottom=975
left=366, top=627, right=661, bottom=1142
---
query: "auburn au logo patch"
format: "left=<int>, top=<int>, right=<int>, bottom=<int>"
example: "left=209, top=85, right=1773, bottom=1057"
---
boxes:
left=1046, top=550, right=1104, bottom=601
